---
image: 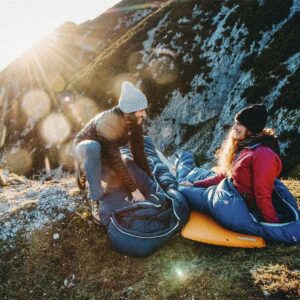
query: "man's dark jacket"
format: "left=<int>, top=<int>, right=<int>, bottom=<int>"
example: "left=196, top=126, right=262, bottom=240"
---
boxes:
left=74, top=106, right=152, bottom=192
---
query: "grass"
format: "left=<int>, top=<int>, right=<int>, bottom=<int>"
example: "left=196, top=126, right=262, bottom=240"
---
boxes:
left=1, top=179, right=300, bottom=299
left=251, top=264, right=300, bottom=298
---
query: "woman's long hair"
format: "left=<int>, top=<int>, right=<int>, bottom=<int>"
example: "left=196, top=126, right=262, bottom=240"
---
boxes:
left=215, top=128, right=276, bottom=176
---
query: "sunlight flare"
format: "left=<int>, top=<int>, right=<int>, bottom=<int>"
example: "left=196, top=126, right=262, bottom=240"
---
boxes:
left=4, top=148, right=33, bottom=174
left=175, top=267, right=188, bottom=282
left=49, top=74, right=66, bottom=92
left=40, top=113, right=71, bottom=145
left=21, top=89, right=51, bottom=120
left=149, top=55, right=178, bottom=85
left=67, top=97, right=99, bottom=126
left=107, top=2, right=160, bottom=14
left=58, top=141, right=75, bottom=169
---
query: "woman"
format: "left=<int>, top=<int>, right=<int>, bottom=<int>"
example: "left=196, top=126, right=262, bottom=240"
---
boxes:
left=181, top=104, right=282, bottom=223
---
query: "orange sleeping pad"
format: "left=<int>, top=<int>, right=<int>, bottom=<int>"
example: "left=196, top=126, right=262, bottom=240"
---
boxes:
left=181, top=211, right=266, bottom=248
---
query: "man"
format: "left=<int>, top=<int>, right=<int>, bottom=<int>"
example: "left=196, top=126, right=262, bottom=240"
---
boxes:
left=73, top=81, right=152, bottom=224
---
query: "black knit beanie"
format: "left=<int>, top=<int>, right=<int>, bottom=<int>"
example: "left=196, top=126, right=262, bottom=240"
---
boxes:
left=235, top=104, right=268, bottom=134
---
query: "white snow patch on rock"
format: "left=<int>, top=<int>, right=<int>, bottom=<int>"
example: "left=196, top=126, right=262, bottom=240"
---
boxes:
left=183, top=53, right=193, bottom=64
left=192, top=4, right=202, bottom=19
left=0, top=173, right=81, bottom=242
left=142, top=11, right=171, bottom=63
left=178, top=17, right=190, bottom=24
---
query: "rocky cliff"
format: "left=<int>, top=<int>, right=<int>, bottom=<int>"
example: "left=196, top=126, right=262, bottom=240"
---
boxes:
left=0, top=0, right=299, bottom=177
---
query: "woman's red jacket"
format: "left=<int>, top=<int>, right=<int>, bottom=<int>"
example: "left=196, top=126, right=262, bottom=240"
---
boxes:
left=193, top=145, right=282, bottom=223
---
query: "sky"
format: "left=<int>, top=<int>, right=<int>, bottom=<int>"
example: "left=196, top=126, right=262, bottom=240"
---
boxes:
left=0, top=0, right=121, bottom=71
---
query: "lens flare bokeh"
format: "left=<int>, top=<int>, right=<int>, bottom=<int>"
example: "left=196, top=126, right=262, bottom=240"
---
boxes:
left=49, top=74, right=65, bottom=92
left=40, top=112, right=71, bottom=145
left=149, top=56, right=178, bottom=85
left=175, top=268, right=185, bottom=280
left=108, top=2, right=161, bottom=13
left=128, top=51, right=144, bottom=73
left=3, top=148, right=33, bottom=174
left=21, top=89, right=51, bottom=120
left=58, top=141, right=74, bottom=169
left=67, top=97, right=99, bottom=125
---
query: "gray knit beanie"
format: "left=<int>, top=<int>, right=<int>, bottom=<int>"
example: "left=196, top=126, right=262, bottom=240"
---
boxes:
left=118, top=81, right=148, bottom=113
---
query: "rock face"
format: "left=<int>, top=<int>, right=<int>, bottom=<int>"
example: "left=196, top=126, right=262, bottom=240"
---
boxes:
left=0, top=0, right=300, bottom=176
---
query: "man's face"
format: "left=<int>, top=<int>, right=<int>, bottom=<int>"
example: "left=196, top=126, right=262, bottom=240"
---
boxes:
left=133, top=109, right=147, bottom=125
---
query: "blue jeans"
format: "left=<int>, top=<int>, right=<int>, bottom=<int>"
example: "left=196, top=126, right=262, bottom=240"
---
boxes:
left=73, top=140, right=103, bottom=201
left=73, top=140, right=158, bottom=203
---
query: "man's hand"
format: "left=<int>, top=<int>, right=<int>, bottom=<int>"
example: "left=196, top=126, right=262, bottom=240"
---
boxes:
left=179, top=181, right=193, bottom=187
left=131, top=189, right=145, bottom=201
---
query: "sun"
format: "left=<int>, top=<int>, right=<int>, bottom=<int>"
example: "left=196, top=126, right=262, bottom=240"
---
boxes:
left=0, top=0, right=121, bottom=71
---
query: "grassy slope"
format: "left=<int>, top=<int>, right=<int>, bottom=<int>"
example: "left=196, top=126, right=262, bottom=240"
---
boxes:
left=0, top=178, right=299, bottom=300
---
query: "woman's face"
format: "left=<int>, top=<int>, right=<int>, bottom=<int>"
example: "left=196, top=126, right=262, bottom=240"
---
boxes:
left=232, top=121, right=248, bottom=141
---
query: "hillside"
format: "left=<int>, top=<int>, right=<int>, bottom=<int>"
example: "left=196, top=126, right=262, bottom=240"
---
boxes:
left=0, top=0, right=299, bottom=178
left=0, top=171, right=300, bottom=299
left=0, top=0, right=167, bottom=175
left=68, top=0, right=300, bottom=176
left=0, top=0, right=299, bottom=177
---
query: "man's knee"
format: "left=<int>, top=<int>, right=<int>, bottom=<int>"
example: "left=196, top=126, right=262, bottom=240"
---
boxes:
left=84, top=141, right=101, bottom=158
left=75, top=140, right=101, bottom=161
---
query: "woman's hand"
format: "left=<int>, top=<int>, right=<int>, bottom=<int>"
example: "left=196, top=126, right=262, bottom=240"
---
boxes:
left=131, top=189, right=145, bottom=201
left=179, top=181, right=193, bottom=187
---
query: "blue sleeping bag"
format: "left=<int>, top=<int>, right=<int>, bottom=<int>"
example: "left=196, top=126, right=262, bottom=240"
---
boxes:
left=99, top=137, right=190, bottom=257
left=176, top=151, right=300, bottom=244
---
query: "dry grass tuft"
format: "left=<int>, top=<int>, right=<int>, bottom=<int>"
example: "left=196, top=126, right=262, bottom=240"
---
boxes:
left=251, top=264, right=300, bottom=298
